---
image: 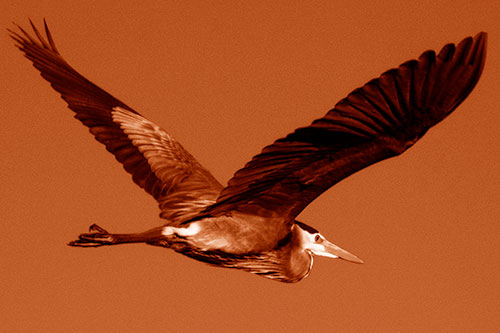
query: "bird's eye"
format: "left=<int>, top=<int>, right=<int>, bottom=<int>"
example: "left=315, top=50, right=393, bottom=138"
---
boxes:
left=314, top=235, right=321, bottom=242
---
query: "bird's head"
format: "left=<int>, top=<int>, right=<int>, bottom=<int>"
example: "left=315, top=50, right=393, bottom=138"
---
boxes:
left=294, top=221, right=364, bottom=264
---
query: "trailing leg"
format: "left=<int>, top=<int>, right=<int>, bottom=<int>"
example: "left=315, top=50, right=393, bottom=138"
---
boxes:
left=68, top=224, right=166, bottom=247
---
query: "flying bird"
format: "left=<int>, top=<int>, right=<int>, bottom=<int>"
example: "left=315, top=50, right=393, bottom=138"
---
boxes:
left=9, top=20, right=486, bottom=283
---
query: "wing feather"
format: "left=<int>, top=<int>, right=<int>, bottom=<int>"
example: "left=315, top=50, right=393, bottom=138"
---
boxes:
left=10, top=20, right=223, bottom=224
left=204, top=33, right=487, bottom=226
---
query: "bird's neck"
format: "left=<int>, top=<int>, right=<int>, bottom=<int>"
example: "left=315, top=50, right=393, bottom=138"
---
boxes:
left=275, top=226, right=314, bottom=282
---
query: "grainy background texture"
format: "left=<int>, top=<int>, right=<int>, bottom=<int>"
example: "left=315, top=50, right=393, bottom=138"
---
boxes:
left=1, top=1, right=499, bottom=332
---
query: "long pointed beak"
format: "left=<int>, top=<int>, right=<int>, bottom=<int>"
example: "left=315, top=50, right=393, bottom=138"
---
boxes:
left=322, top=240, right=364, bottom=264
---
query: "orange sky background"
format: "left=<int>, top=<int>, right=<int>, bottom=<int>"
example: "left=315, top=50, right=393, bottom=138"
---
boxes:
left=2, top=1, right=499, bottom=331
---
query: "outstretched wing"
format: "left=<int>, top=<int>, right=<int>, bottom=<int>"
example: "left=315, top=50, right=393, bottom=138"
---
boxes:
left=204, top=32, right=487, bottom=225
left=9, top=20, right=223, bottom=224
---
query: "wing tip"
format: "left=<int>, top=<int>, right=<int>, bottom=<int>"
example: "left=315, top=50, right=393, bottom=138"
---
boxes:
left=8, top=18, right=60, bottom=54
left=471, top=31, right=487, bottom=66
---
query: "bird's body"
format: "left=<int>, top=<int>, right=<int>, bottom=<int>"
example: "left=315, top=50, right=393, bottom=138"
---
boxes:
left=9, top=21, right=487, bottom=283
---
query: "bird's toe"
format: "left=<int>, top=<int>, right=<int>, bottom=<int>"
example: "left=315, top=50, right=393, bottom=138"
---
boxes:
left=88, top=224, right=108, bottom=233
left=68, top=225, right=115, bottom=247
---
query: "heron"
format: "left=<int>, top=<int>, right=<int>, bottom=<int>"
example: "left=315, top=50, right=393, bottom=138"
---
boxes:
left=9, top=20, right=486, bottom=283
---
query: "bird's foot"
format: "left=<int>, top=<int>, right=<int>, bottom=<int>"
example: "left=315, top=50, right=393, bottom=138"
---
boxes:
left=68, top=224, right=115, bottom=247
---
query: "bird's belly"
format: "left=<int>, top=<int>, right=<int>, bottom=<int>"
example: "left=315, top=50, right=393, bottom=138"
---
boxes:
left=181, top=215, right=290, bottom=254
